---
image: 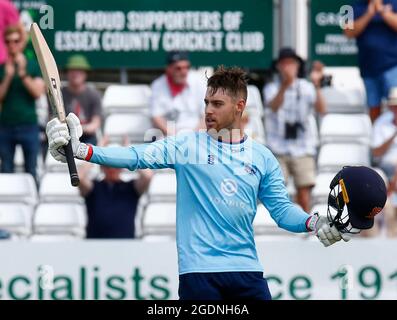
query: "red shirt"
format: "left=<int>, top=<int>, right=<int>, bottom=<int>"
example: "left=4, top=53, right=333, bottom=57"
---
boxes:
left=166, top=73, right=186, bottom=97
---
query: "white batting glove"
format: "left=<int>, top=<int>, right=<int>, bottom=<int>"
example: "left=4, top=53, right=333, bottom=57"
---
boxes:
left=46, top=113, right=90, bottom=163
left=306, top=213, right=352, bottom=247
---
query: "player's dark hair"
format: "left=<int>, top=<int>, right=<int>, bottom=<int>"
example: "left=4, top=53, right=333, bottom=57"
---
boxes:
left=207, top=65, right=248, bottom=101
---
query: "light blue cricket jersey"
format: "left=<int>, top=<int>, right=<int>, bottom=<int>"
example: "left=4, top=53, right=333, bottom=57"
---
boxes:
left=89, top=132, right=309, bottom=274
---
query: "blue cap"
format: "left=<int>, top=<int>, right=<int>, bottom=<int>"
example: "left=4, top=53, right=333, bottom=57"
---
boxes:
left=166, top=51, right=189, bottom=65
left=331, top=166, right=387, bottom=229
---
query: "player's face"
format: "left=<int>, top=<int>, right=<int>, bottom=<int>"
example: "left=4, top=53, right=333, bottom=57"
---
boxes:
left=204, top=87, right=244, bottom=132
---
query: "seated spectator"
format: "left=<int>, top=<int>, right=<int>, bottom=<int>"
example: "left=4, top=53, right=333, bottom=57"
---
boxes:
left=372, top=87, right=397, bottom=179
left=371, top=87, right=397, bottom=237
left=361, top=168, right=397, bottom=237
left=263, top=47, right=326, bottom=212
left=149, top=51, right=205, bottom=136
left=78, top=137, right=153, bottom=239
left=62, top=54, right=102, bottom=145
left=0, top=25, right=45, bottom=184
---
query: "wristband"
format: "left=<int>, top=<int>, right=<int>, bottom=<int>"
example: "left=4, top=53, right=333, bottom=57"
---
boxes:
left=75, top=143, right=93, bottom=161
left=306, top=213, right=319, bottom=232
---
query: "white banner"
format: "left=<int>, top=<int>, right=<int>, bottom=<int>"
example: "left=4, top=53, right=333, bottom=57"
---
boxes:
left=0, top=239, right=396, bottom=300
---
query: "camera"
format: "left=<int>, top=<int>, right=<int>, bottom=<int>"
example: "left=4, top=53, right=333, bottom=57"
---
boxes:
left=285, top=122, right=304, bottom=140
left=320, top=74, right=333, bottom=87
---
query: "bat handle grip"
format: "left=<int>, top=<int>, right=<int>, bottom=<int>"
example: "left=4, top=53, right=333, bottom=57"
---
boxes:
left=64, top=142, right=80, bottom=187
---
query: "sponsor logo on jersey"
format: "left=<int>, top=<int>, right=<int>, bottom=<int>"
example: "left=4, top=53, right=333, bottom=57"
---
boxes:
left=220, top=179, right=238, bottom=197
left=213, top=196, right=248, bottom=209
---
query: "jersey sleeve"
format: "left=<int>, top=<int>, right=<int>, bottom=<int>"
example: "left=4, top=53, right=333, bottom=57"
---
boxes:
left=89, top=135, right=184, bottom=170
left=258, top=151, right=309, bottom=233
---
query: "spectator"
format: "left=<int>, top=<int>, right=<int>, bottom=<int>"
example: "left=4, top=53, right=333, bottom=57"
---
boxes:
left=78, top=137, right=153, bottom=239
left=0, top=0, right=26, bottom=65
left=241, top=110, right=251, bottom=136
left=263, top=47, right=326, bottom=212
left=0, top=25, right=45, bottom=183
left=372, top=87, right=397, bottom=180
left=149, top=51, right=205, bottom=136
left=240, top=110, right=265, bottom=144
left=361, top=168, right=397, bottom=237
left=345, top=0, right=397, bottom=122
left=371, top=87, right=397, bottom=237
left=62, top=54, right=102, bottom=145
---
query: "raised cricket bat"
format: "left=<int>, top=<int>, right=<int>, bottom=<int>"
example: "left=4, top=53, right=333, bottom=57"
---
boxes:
left=30, top=23, right=79, bottom=187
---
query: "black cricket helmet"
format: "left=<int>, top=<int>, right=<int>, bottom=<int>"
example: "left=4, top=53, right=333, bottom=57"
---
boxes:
left=327, top=166, right=387, bottom=233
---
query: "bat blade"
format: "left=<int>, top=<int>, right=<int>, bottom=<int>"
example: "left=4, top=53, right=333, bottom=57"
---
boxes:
left=30, top=23, right=79, bottom=187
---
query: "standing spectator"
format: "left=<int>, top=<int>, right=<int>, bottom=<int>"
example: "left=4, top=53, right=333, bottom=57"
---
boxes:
left=78, top=136, right=153, bottom=239
left=0, top=0, right=26, bottom=65
left=263, top=47, right=326, bottom=212
left=149, top=51, right=205, bottom=136
left=62, top=54, right=102, bottom=145
left=345, top=0, right=397, bottom=122
left=0, top=25, right=45, bottom=183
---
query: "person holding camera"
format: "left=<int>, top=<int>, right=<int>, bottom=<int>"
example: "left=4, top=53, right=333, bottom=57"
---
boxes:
left=263, top=47, right=326, bottom=212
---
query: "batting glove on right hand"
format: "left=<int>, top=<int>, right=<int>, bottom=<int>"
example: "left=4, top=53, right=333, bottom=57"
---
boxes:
left=306, top=213, right=352, bottom=247
left=46, top=113, right=89, bottom=163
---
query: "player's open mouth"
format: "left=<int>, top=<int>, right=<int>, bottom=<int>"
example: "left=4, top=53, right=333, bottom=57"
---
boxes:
left=206, top=119, right=216, bottom=126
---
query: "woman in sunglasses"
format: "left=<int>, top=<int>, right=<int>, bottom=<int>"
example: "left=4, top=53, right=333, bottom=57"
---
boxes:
left=0, top=0, right=25, bottom=65
left=0, top=25, right=45, bottom=185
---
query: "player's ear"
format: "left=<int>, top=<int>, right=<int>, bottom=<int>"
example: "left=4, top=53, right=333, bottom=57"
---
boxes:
left=236, top=99, right=245, bottom=113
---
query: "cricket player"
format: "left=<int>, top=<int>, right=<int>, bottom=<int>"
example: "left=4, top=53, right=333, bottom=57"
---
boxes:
left=46, top=66, right=350, bottom=300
